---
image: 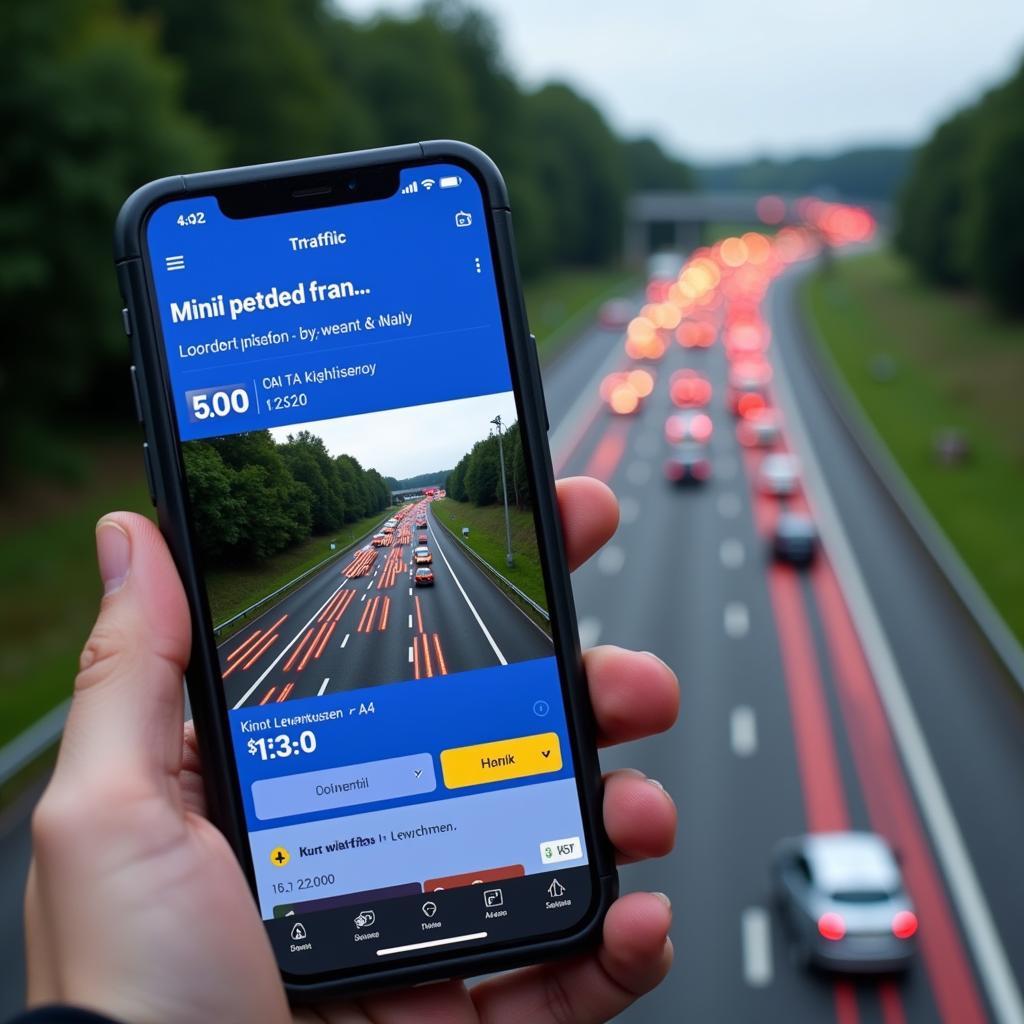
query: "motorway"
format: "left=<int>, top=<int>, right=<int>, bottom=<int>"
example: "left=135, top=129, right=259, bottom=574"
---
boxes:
left=544, top=256, right=1024, bottom=1022
left=2, top=249, right=1023, bottom=1020
left=217, top=500, right=551, bottom=709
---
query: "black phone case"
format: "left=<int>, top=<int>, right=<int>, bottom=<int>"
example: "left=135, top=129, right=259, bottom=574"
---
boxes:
left=113, top=140, right=616, bottom=998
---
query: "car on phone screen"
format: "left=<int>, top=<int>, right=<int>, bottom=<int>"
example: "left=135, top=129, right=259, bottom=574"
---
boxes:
left=372, top=533, right=387, bottom=547
left=418, top=532, right=429, bottom=545
left=413, top=546, right=433, bottom=565
left=773, top=832, right=918, bottom=973
left=416, top=519, right=428, bottom=529
left=414, top=567, right=435, bottom=586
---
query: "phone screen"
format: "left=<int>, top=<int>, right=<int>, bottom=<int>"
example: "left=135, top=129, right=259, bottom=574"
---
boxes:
left=143, top=162, right=595, bottom=976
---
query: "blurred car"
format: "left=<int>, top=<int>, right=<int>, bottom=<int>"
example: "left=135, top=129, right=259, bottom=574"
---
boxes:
left=598, top=297, right=633, bottom=329
left=371, top=533, right=387, bottom=547
left=773, top=832, right=918, bottom=973
left=669, top=369, right=712, bottom=408
left=413, top=546, right=433, bottom=565
left=758, top=453, right=800, bottom=496
left=772, top=511, right=818, bottom=565
left=416, top=518, right=428, bottom=528
left=675, top=320, right=716, bottom=349
left=647, top=250, right=685, bottom=282
left=665, top=411, right=713, bottom=445
left=737, top=408, right=782, bottom=448
left=664, top=441, right=711, bottom=484
left=417, top=532, right=429, bottom=544
left=600, top=369, right=654, bottom=415
left=727, top=361, right=772, bottom=416
left=414, top=567, right=434, bottom=586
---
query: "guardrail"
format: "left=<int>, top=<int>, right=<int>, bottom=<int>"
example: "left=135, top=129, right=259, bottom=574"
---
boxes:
left=432, top=514, right=549, bottom=622
left=794, top=264, right=1024, bottom=697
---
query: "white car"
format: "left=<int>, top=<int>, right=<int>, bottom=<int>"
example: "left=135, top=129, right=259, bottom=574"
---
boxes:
left=758, top=453, right=800, bottom=496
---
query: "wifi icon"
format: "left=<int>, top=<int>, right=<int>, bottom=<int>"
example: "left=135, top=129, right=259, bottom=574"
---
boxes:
left=421, top=179, right=436, bottom=191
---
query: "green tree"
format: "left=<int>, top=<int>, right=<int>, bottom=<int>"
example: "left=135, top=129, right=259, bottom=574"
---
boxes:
left=463, top=436, right=500, bottom=505
left=623, top=137, right=695, bottom=191
left=181, top=442, right=240, bottom=559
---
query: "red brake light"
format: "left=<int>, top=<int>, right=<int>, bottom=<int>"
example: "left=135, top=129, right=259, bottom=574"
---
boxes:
left=817, top=912, right=846, bottom=941
left=892, top=911, right=918, bottom=939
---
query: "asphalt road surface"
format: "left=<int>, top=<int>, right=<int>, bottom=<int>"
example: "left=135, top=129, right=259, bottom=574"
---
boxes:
left=545, top=260, right=1024, bottom=1022
left=218, top=501, right=551, bottom=709
left=2, top=258, right=1023, bottom=1021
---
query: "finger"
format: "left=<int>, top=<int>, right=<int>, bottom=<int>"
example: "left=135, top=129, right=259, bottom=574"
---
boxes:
left=556, top=477, right=618, bottom=572
left=53, top=513, right=190, bottom=794
left=603, top=769, right=676, bottom=864
left=584, top=646, right=679, bottom=746
left=180, top=722, right=208, bottom=819
left=472, top=891, right=673, bottom=1024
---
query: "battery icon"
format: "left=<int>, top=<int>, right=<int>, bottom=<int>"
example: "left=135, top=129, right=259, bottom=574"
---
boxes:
left=439, top=175, right=462, bottom=189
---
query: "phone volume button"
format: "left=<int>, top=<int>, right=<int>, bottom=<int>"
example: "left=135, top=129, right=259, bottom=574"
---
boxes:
left=129, top=365, right=144, bottom=424
left=121, top=306, right=132, bottom=336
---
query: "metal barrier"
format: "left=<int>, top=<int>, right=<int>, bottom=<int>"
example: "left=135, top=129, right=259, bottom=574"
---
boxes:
left=431, top=514, right=549, bottom=621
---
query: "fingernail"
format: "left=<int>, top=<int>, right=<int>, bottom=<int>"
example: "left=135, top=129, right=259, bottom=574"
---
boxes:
left=652, top=891, right=672, bottom=908
left=641, top=650, right=671, bottom=671
left=96, top=519, right=131, bottom=595
left=647, top=777, right=666, bottom=792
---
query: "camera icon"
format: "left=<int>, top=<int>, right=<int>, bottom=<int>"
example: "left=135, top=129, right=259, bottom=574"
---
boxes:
left=353, top=910, right=376, bottom=929
left=454, top=211, right=473, bottom=228
left=483, top=888, right=504, bottom=908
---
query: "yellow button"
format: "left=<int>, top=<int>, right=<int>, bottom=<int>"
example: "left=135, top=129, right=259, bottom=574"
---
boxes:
left=440, top=732, right=562, bottom=789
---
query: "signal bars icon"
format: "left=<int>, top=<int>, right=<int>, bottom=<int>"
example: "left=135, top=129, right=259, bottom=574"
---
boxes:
left=400, top=181, right=419, bottom=195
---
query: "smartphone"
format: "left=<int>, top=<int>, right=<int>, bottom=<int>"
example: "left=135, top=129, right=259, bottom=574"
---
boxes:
left=113, top=142, right=615, bottom=996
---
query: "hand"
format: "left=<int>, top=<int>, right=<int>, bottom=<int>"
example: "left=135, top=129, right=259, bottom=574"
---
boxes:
left=26, top=477, right=679, bottom=1024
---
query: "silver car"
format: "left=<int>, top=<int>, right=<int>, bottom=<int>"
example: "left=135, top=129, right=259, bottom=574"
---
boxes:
left=773, top=832, right=918, bottom=973
left=758, top=453, right=800, bottom=496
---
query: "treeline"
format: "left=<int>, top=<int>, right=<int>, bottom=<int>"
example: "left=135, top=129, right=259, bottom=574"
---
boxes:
left=3, top=0, right=692, bottom=472
left=446, top=422, right=529, bottom=508
left=699, top=145, right=912, bottom=202
left=897, top=57, right=1024, bottom=315
left=384, top=469, right=452, bottom=491
left=183, top=430, right=389, bottom=564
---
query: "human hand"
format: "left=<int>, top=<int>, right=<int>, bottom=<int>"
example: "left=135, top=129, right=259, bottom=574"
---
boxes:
left=26, top=476, right=679, bottom=1024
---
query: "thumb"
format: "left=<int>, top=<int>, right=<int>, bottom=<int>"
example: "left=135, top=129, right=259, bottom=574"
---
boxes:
left=52, top=513, right=191, bottom=794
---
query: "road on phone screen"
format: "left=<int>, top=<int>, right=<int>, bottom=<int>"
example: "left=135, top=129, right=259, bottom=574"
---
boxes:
left=218, top=503, right=551, bottom=710
left=544, top=258, right=1024, bottom=1023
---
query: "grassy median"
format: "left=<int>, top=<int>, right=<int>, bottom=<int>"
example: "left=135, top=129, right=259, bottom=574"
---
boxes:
left=802, top=249, right=1024, bottom=644
left=432, top=498, right=547, bottom=613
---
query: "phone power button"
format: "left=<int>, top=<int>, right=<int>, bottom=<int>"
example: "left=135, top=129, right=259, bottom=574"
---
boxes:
left=142, top=442, right=157, bottom=506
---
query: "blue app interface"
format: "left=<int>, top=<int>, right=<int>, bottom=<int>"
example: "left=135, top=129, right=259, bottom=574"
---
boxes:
left=145, top=164, right=591, bottom=970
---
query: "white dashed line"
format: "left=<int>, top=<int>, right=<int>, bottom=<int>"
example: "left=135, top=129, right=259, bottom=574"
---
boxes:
left=408, top=587, right=413, bottom=596
left=361, top=592, right=367, bottom=601
left=730, top=706, right=758, bottom=757
left=340, top=633, right=349, bottom=648
left=720, top=538, right=746, bottom=569
left=626, top=460, right=651, bottom=486
left=577, top=617, right=602, bottom=650
left=366, top=578, right=374, bottom=589
left=741, top=907, right=773, bottom=987
left=619, top=495, right=640, bottom=524
left=318, top=677, right=330, bottom=696
left=717, top=492, right=742, bottom=518
left=408, top=614, right=413, bottom=629
left=724, top=602, right=750, bottom=638
left=597, top=544, right=626, bottom=576
left=408, top=646, right=414, bottom=663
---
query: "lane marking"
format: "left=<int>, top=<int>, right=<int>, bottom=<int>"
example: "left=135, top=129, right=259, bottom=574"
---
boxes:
left=583, top=420, right=629, bottom=483
left=740, top=907, right=773, bottom=987
left=231, top=584, right=346, bottom=708
left=730, top=706, right=758, bottom=757
left=626, top=460, right=651, bottom=486
left=720, top=538, right=746, bottom=569
left=408, top=587, right=413, bottom=596
left=426, top=520, right=507, bottom=665
left=408, top=614, right=413, bottom=629
left=723, top=602, right=750, bottom=638
left=618, top=495, right=640, bottom=524
left=577, top=617, right=601, bottom=650
left=717, top=492, right=742, bottom=518
left=340, top=633, right=349, bottom=648
left=318, top=677, right=330, bottom=696
left=771, top=281, right=1022, bottom=1024
left=408, top=645, right=414, bottom=663
left=597, top=544, right=626, bottom=576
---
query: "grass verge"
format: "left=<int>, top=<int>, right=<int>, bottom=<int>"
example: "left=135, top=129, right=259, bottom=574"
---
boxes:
left=525, top=267, right=641, bottom=363
left=802, top=248, right=1024, bottom=645
left=432, top=498, right=547, bottom=613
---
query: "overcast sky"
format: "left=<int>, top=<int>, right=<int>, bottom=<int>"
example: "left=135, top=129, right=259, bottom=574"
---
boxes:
left=269, top=390, right=518, bottom=479
left=340, top=0, right=1024, bottom=161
